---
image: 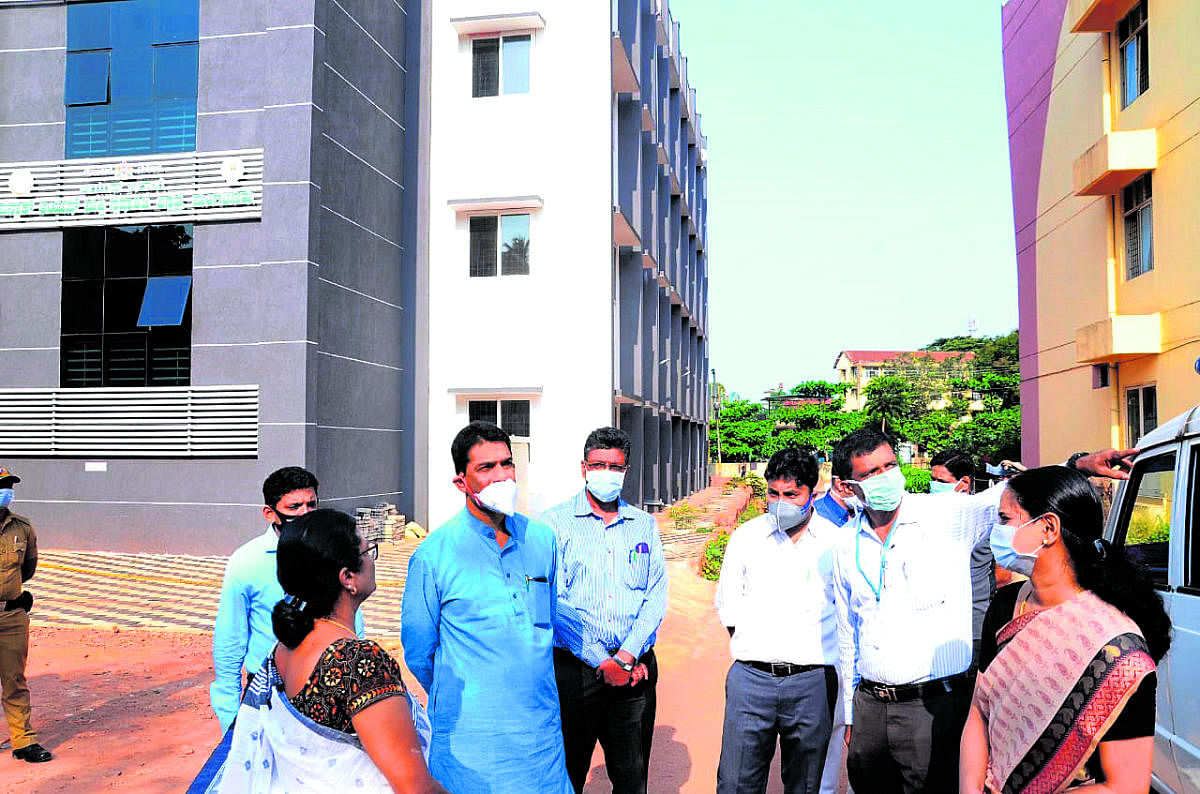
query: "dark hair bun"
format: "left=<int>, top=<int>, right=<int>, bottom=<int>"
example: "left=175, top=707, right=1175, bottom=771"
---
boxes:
left=272, top=598, right=315, bottom=650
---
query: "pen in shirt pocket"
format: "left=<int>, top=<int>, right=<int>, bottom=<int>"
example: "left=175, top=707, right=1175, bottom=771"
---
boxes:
left=525, top=575, right=548, bottom=590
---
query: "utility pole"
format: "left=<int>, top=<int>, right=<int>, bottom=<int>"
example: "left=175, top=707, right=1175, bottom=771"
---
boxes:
left=712, top=367, right=722, bottom=465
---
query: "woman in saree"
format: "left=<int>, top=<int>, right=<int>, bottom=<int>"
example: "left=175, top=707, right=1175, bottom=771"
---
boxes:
left=214, top=508, right=445, bottom=793
left=960, top=466, right=1172, bottom=793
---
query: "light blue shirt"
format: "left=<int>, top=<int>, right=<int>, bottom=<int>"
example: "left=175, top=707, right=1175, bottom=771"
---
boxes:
left=542, top=489, right=668, bottom=667
left=401, top=507, right=572, bottom=794
left=210, top=527, right=365, bottom=730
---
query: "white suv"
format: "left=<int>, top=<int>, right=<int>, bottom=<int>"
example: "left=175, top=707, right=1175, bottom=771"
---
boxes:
left=1103, top=405, right=1200, bottom=794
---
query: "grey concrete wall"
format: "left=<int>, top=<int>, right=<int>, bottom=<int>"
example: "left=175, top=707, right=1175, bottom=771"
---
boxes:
left=0, top=0, right=423, bottom=552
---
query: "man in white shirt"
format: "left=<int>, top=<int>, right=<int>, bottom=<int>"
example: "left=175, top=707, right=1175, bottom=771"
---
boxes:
left=715, top=448, right=840, bottom=794
left=831, top=428, right=1136, bottom=793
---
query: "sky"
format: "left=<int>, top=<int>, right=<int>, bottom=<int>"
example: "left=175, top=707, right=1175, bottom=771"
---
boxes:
left=669, top=0, right=1019, bottom=400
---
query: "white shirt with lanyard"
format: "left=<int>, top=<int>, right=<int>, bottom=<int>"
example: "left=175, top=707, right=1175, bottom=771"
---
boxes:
left=832, top=484, right=1005, bottom=722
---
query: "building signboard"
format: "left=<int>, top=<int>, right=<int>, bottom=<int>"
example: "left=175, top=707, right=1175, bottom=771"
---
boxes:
left=0, top=148, right=264, bottom=230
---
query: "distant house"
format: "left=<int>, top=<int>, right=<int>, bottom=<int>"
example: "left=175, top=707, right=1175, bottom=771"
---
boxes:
left=833, top=350, right=976, bottom=411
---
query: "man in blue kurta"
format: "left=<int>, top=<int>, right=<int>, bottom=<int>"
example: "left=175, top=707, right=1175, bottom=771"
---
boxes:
left=402, top=421, right=573, bottom=793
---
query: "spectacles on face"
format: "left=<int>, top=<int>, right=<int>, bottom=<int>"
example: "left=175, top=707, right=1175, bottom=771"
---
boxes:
left=360, top=543, right=379, bottom=561
left=584, top=462, right=629, bottom=473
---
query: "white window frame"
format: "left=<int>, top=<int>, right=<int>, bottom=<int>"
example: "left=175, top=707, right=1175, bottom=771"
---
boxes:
left=1125, top=383, right=1158, bottom=447
left=470, top=33, right=533, bottom=98
left=468, top=212, right=530, bottom=278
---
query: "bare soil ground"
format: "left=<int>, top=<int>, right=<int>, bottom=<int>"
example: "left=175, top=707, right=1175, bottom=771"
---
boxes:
left=0, top=560, right=735, bottom=793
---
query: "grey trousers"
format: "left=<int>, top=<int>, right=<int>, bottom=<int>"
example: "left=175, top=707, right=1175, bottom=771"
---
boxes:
left=845, top=682, right=972, bottom=794
left=717, top=662, right=836, bottom=794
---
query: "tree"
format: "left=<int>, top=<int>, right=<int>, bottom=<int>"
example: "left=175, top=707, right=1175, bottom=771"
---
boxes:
left=864, top=376, right=924, bottom=434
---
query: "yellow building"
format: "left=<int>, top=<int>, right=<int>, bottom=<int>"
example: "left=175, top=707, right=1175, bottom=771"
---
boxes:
left=1002, top=0, right=1200, bottom=463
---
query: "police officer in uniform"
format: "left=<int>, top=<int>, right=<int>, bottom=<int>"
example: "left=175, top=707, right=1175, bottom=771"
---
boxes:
left=0, top=467, right=51, bottom=763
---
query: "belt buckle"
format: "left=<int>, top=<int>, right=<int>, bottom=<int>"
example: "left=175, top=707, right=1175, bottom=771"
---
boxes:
left=873, top=684, right=898, bottom=702
left=770, top=662, right=791, bottom=676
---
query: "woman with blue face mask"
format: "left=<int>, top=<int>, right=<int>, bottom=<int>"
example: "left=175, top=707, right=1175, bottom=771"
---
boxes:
left=959, top=467, right=1172, bottom=794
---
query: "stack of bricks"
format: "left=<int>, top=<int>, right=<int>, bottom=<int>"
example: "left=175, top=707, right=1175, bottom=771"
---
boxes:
left=355, top=503, right=406, bottom=545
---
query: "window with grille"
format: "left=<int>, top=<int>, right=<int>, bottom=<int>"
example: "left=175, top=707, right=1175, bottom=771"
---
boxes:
left=469, top=214, right=530, bottom=277
left=471, top=35, right=530, bottom=97
left=65, top=0, right=199, bottom=158
left=1118, top=0, right=1148, bottom=108
left=1122, top=173, right=1153, bottom=280
left=468, top=399, right=530, bottom=438
left=1125, top=384, right=1157, bottom=447
left=60, top=224, right=193, bottom=387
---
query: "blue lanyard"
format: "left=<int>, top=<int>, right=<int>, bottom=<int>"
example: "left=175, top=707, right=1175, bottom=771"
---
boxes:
left=855, top=516, right=894, bottom=603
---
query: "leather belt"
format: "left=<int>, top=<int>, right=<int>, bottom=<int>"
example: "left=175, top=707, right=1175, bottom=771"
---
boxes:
left=740, top=660, right=828, bottom=677
left=859, top=672, right=973, bottom=703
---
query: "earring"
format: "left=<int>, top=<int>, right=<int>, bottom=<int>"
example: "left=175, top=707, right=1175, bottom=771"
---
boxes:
left=350, top=587, right=358, bottom=596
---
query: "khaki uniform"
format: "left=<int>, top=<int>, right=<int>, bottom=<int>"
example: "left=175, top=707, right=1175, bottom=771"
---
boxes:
left=0, top=511, right=37, bottom=750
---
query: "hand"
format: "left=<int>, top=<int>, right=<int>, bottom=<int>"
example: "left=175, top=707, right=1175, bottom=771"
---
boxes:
left=596, top=658, right=632, bottom=687
left=1073, top=448, right=1139, bottom=480
left=630, top=663, right=649, bottom=685
left=844, top=726, right=852, bottom=746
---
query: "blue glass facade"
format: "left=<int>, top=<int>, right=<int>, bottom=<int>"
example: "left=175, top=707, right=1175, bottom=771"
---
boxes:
left=65, top=0, right=198, bottom=158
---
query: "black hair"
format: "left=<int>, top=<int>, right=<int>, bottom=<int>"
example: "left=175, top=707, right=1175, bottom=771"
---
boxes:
left=1007, top=466, right=1172, bottom=662
left=271, top=509, right=363, bottom=649
left=831, top=427, right=894, bottom=480
left=450, top=421, right=512, bottom=475
left=763, top=447, right=819, bottom=490
left=263, top=466, right=319, bottom=510
left=583, top=426, right=632, bottom=460
left=930, top=450, right=974, bottom=482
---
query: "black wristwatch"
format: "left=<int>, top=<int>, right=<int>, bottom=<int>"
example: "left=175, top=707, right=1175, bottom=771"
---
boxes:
left=612, top=655, right=635, bottom=673
left=1066, top=451, right=1089, bottom=470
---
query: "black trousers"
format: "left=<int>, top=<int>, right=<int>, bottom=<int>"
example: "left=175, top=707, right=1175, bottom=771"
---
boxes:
left=553, top=647, right=658, bottom=794
left=846, top=680, right=973, bottom=794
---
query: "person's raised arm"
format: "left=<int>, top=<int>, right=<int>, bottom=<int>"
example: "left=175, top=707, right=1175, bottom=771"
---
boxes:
left=959, top=700, right=989, bottom=794
left=353, top=697, right=447, bottom=793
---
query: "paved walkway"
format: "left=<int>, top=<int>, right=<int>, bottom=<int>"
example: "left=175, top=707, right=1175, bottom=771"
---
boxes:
left=28, top=543, right=419, bottom=635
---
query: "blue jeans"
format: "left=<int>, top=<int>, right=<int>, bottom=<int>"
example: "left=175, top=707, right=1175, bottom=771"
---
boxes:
left=717, top=662, right=836, bottom=794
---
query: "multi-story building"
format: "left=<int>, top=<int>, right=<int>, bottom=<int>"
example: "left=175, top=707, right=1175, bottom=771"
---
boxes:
left=0, top=0, right=427, bottom=552
left=1002, top=0, right=1200, bottom=463
left=833, top=349, right=975, bottom=411
left=423, top=0, right=709, bottom=521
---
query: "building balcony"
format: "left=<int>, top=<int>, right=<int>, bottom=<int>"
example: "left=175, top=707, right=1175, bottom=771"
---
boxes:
left=613, top=206, right=640, bottom=247
left=1073, top=129, right=1156, bottom=195
left=1068, top=0, right=1140, bottom=33
left=1076, top=314, right=1162, bottom=363
left=612, top=33, right=639, bottom=95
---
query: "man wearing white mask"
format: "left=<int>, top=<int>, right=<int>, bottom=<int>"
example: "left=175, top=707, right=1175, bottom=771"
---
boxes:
left=543, top=426, right=667, bottom=794
left=831, top=428, right=1137, bottom=794
left=715, top=448, right=841, bottom=793
left=402, top=421, right=573, bottom=793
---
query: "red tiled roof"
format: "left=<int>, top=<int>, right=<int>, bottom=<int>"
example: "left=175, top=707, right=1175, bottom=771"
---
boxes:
left=835, top=350, right=976, bottom=366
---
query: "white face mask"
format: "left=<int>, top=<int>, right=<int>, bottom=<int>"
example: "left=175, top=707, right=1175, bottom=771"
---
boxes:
left=474, top=479, right=518, bottom=516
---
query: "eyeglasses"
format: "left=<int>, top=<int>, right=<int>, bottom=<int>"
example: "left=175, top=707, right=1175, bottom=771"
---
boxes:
left=584, top=462, right=629, bottom=473
left=360, top=543, right=379, bottom=561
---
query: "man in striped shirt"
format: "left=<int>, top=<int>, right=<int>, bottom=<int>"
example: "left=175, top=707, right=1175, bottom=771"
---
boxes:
left=543, top=426, right=668, bottom=794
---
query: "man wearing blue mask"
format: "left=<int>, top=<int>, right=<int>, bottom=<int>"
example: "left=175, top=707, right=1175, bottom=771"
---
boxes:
left=542, top=426, right=667, bottom=794
left=715, top=448, right=841, bottom=794
left=831, top=428, right=1136, bottom=794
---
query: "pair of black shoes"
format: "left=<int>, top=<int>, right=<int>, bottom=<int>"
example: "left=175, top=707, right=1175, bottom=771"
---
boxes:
left=13, top=743, right=52, bottom=763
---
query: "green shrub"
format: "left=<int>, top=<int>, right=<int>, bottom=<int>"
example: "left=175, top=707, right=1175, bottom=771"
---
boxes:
left=738, top=497, right=765, bottom=524
left=701, top=532, right=730, bottom=581
left=730, top=472, right=768, bottom=500
left=901, top=464, right=931, bottom=494
left=666, top=501, right=700, bottom=532
left=1126, top=511, right=1170, bottom=545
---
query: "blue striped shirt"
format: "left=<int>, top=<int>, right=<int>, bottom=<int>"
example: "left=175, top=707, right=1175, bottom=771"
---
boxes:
left=542, top=490, right=668, bottom=667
